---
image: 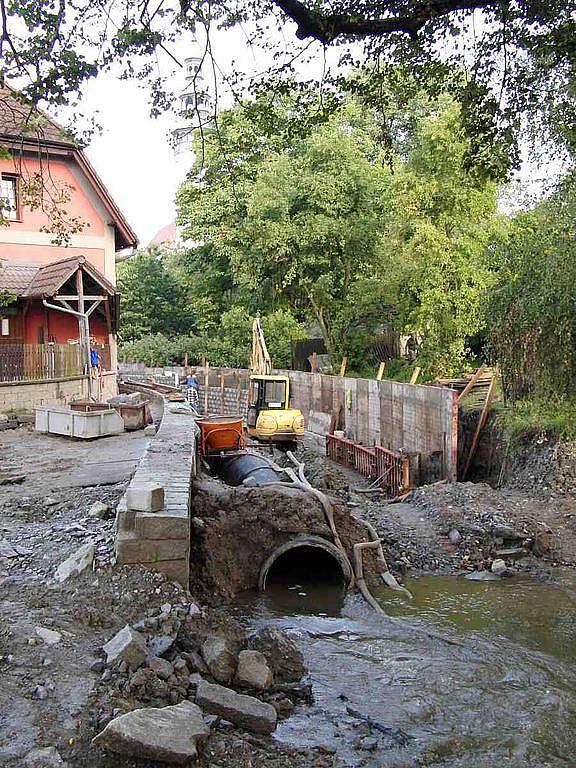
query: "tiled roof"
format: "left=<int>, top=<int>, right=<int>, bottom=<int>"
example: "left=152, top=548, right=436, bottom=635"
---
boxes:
left=0, top=85, right=76, bottom=146
left=0, top=257, right=118, bottom=298
left=0, top=262, right=40, bottom=295
left=23, top=256, right=117, bottom=298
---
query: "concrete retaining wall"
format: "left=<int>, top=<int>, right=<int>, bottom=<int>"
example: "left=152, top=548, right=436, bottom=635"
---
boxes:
left=115, top=397, right=196, bottom=587
left=0, top=376, right=89, bottom=411
left=120, top=364, right=458, bottom=481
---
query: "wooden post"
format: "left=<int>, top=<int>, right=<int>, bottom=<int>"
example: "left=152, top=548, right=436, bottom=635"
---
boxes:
left=409, top=366, right=421, bottom=385
left=339, top=355, right=347, bottom=378
left=311, top=352, right=317, bottom=373
left=463, top=373, right=497, bottom=479
left=220, top=372, right=225, bottom=415
left=184, top=352, right=189, bottom=369
left=204, top=361, right=209, bottom=416
left=376, top=361, right=385, bottom=381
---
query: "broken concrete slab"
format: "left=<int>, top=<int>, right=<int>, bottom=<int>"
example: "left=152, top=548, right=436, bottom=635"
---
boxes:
left=103, top=625, right=148, bottom=669
left=35, top=627, right=62, bottom=646
left=55, top=542, right=95, bottom=582
left=196, top=678, right=277, bottom=734
left=92, top=701, right=210, bottom=764
left=247, top=626, right=307, bottom=683
left=201, top=636, right=237, bottom=684
left=235, top=650, right=273, bottom=690
left=126, top=482, right=164, bottom=513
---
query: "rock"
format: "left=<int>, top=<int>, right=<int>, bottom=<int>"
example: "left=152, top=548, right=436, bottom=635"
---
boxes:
left=23, top=746, right=67, bottom=767
left=35, top=627, right=61, bottom=645
left=0, top=538, right=21, bottom=558
left=92, top=701, right=209, bottom=763
left=88, top=501, right=109, bottom=519
left=188, top=601, right=202, bottom=617
left=103, top=625, right=148, bottom=669
left=196, top=679, right=277, bottom=734
left=148, top=657, right=173, bottom=680
left=149, top=634, right=175, bottom=658
left=235, top=650, right=273, bottom=690
left=188, top=672, right=203, bottom=694
left=247, top=626, right=307, bottom=683
left=491, top=558, right=507, bottom=575
left=90, top=660, right=105, bottom=674
left=465, top=570, right=501, bottom=581
left=144, top=425, right=157, bottom=436
left=201, top=636, right=237, bottom=684
left=55, top=542, right=95, bottom=582
left=448, top=528, right=462, bottom=545
left=32, top=685, right=48, bottom=700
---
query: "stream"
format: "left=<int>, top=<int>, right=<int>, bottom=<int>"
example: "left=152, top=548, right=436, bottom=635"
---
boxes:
left=231, top=567, right=576, bottom=767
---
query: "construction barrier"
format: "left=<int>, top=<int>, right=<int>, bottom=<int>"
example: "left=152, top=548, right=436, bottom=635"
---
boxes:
left=326, top=434, right=410, bottom=497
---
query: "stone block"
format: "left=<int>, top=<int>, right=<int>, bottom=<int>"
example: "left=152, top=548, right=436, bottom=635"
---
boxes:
left=135, top=511, right=188, bottom=540
left=147, top=558, right=189, bottom=586
left=126, top=482, right=164, bottom=513
left=92, top=701, right=209, bottom=763
left=196, top=679, right=277, bottom=734
left=103, top=624, right=148, bottom=669
left=116, top=532, right=188, bottom=564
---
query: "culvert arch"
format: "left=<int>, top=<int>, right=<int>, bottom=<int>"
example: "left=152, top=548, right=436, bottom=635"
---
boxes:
left=258, top=535, right=353, bottom=591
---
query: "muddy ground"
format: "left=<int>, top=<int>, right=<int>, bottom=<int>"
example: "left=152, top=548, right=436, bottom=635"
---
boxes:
left=2, top=420, right=575, bottom=768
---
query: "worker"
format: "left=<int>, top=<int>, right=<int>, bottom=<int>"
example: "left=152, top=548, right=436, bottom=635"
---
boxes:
left=186, top=371, right=200, bottom=410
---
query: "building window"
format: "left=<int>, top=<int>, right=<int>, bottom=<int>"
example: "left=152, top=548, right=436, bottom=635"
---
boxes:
left=1, top=318, right=9, bottom=336
left=0, top=175, right=19, bottom=221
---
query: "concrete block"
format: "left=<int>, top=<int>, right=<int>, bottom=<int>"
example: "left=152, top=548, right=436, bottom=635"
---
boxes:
left=135, top=511, right=188, bottom=540
left=127, top=482, right=164, bottom=513
left=116, top=532, right=188, bottom=563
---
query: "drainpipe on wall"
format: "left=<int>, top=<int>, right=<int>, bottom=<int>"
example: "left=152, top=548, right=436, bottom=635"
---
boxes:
left=42, top=299, right=94, bottom=400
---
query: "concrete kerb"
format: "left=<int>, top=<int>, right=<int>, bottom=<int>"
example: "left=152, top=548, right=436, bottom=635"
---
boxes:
left=115, top=390, right=196, bottom=587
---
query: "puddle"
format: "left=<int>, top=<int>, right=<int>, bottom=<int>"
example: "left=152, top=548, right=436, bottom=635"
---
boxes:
left=231, top=569, right=576, bottom=767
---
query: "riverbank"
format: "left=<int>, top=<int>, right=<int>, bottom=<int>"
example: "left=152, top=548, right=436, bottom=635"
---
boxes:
left=3, top=423, right=576, bottom=768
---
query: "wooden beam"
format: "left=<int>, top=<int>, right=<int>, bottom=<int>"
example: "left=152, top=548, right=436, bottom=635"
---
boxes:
left=339, top=355, right=347, bottom=377
left=409, top=366, right=421, bottom=385
left=86, top=299, right=103, bottom=317
left=457, top=365, right=487, bottom=403
left=463, top=373, right=497, bottom=479
left=56, top=297, right=73, bottom=311
left=54, top=295, right=106, bottom=301
left=376, top=361, right=385, bottom=381
left=76, top=270, right=85, bottom=316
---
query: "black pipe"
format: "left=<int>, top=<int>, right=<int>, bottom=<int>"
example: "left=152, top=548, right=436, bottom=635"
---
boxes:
left=208, top=453, right=282, bottom=487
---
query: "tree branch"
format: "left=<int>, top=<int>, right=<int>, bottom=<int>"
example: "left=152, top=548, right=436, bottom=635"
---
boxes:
left=270, top=0, right=496, bottom=43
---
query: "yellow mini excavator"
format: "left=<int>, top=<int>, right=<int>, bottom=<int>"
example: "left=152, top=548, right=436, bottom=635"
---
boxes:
left=246, top=318, right=305, bottom=446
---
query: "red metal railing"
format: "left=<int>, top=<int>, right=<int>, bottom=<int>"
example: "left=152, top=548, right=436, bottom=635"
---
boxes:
left=326, top=434, right=410, bottom=497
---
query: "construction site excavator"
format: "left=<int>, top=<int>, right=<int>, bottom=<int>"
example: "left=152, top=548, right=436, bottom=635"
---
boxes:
left=246, top=318, right=305, bottom=446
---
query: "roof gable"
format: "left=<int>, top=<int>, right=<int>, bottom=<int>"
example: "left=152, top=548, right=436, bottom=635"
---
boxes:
left=0, top=86, right=138, bottom=250
left=23, top=256, right=118, bottom=298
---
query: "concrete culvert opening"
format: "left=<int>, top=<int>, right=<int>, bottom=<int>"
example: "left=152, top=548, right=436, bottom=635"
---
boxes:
left=259, top=535, right=352, bottom=592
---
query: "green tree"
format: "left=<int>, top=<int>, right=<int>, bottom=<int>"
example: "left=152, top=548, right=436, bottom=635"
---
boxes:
left=117, top=248, right=193, bottom=341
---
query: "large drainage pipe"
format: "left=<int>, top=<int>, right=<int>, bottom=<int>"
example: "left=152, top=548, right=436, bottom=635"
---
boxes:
left=259, top=535, right=354, bottom=591
left=207, top=453, right=283, bottom=487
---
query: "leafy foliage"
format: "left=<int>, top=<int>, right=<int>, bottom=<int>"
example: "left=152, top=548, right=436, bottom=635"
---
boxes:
left=489, top=173, right=576, bottom=401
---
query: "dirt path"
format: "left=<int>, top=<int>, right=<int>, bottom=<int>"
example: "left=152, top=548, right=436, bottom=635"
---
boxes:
left=0, top=425, right=156, bottom=763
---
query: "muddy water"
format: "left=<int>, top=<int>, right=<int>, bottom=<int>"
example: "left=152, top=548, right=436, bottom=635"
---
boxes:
left=232, top=570, right=576, bottom=767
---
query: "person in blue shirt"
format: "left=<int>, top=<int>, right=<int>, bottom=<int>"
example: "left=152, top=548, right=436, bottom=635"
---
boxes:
left=186, top=372, right=199, bottom=409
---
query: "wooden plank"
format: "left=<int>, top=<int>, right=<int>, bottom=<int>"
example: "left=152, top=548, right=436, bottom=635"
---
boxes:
left=457, top=365, right=487, bottom=403
left=409, top=366, right=421, bottom=385
left=376, top=361, right=385, bottom=381
left=463, top=373, right=497, bottom=479
left=339, top=356, right=347, bottom=377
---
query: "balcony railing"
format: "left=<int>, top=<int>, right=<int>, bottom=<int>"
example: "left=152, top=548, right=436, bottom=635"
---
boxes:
left=0, top=343, right=111, bottom=383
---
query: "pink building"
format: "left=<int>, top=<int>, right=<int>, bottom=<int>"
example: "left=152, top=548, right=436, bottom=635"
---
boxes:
left=0, top=86, right=137, bottom=407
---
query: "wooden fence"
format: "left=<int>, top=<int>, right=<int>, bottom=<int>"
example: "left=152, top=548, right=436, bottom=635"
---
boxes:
left=326, top=434, right=410, bottom=497
left=0, top=343, right=110, bottom=383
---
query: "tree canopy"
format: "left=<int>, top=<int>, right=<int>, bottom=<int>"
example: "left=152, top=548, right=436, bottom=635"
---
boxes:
left=3, top=0, right=576, bottom=176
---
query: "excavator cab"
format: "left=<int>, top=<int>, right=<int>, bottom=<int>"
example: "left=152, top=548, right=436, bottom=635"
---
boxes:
left=247, top=374, right=305, bottom=445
